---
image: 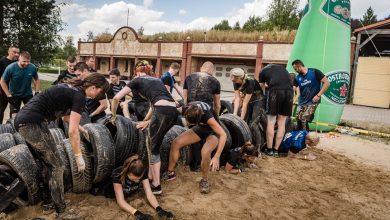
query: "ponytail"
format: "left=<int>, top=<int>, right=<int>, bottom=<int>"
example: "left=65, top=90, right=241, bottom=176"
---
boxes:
left=119, top=155, right=146, bottom=185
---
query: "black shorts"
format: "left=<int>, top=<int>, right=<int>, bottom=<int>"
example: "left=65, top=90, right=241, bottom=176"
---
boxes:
left=191, top=124, right=214, bottom=140
left=11, top=95, right=33, bottom=114
left=265, top=89, right=293, bottom=116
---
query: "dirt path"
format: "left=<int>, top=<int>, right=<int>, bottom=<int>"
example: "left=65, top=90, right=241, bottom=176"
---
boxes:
left=2, top=137, right=390, bottom=220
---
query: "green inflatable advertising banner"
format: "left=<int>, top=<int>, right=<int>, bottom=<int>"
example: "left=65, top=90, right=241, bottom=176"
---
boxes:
left=287, top=0, right=351, bottom=131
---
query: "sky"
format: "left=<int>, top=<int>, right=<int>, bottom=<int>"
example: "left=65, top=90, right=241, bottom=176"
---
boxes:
left=59, top=0, right=390, bottom=43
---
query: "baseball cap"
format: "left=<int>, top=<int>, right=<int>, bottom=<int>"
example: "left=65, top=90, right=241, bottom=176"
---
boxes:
left=230, top=68, right=245, bottom=78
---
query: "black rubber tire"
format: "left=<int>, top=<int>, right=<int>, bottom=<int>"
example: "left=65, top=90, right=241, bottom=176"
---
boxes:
left=135, top=128, right=148, bottom=163
left=0, top=124, right=15, bottom=134
left=5, top=118, right=15, bottom=130
left=220, top=100, right=233, bottom=115
left=0, top=144, right=41, bottom=205
left=160, top=125, right=191, bottom=174
left=175, top=115, right=186, bottom=127
left=80, top=112, right=92, bottom=125
left=83, top=123, right=115, bottom=184
left=219, top=122, right=232, bottom=153
left=49, top=128, right=72, bottom=192
left=250, top=114, right=267, bottom=152
left=12, top=132, right=27, bottom=145
left=62, top=139, right=93, bottom=193
left=219, top=114, right=252, bottom=148
left=0, top=177, right=26, bottom=212
left=0, top=133, right=16, bottom=153
left=111, top=115, right=137, bottom=167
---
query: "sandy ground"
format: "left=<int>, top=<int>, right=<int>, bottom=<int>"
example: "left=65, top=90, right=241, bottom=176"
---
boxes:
left=1, top=134, right=390, bottom=220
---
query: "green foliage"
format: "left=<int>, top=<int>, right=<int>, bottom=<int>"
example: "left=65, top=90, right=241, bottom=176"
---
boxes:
left=242, top=16, right=264, bottom=32
left=86, top=31, right=94, bottom=42
left=53, top=36, right=77, bottom=60
left=38, top=67, right=63, bottom=74
left=233, top=21, right=240, bottom=30
left=361, top=6, right=378, bottom=26
left=266, top=0, right=300, bottom=30
left=40, top=80, right=53, bottom=91
left=0, top=0, right=64, bottom=64
left=212, top=20, right=232, bottom=31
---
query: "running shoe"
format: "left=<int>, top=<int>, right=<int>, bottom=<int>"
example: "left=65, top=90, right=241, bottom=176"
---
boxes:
left=167, top=171, right=176, bottom=181
left=199, top=179, right=210, bottom=194
left=42, top=203, right=55, bottom=215
left=265, top=148, right=274, bottom=156
left=273, top=150, right=279, bottom=158
left=151, top=184, right=162, bottom=195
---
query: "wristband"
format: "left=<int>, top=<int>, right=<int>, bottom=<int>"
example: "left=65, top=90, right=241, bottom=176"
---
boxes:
left=155, top=206, right=162, bottom=212
left=74, top=153, right=82, bottom=157
left=131, top=209, right=138, bottom=215
left=316, top=94, right=321, bottom=98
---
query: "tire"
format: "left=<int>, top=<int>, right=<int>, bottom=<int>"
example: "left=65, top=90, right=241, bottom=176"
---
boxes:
left=136, top=128, right=148, bottom=163
left=0, top=177, right=26, bottom=212
left=0, top=133, right=16, bottom=153
left=83, top=124, right=115, bottom=184
left=80, top=112, right=91, bottom=125
left=6, top=118, right=15, bottom=130
left=62, top=139, right=93, bottom=193
left=49, top=128, right=72, bottom=192
left=12, top=132, right=27, bottom=145
left=250, top=114, right=267, bottom=152
left=0, top=124, right=15, bottom=134
left=160, top=125, right=191, bottom=174
left=220, top=114, right=252, bottom=148
left=220, top=100, right=233, bottom=115
left=175, top=115, right=187, bottom=127
left=219, top=122, right=232, bottom=153
left=111, top=115, right=137, bottom=167
left=0, top=144, right=41, bottom=205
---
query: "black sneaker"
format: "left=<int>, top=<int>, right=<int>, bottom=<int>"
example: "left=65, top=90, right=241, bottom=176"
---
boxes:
left=42, top=203, right=55, bottom=215
left=265, top=148, right=274, bottom=156
left=151, top=184, right=162, bottom=195
left=273, top=150, right=279, bottom=158
left=167, top=171, right=176, bottom=181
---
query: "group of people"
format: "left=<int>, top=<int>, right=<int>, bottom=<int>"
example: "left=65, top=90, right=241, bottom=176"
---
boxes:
left=0, top=45, right=328, bottom=219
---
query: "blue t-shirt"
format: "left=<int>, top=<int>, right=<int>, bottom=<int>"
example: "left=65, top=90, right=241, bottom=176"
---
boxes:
left=161, top=71, right=176, bottom=93
left=279, top=130, right=308, bottom=154
left=294, top=68, right=324, bottom=105
left=2, top=62, right=38, bottom=97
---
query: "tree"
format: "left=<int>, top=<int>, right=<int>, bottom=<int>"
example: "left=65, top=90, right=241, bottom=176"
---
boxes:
left=211, top=20, right=232, bottom=31
left=361, top=6, right=377, bottom=26
left=62, top=36, right=77, bottom=58
left=233, top=21, right=240, bottom=30
left=351, top=18, right=362, bottom=31
left=0, top=0, right=64, bottom=64
left=86, top=31, right=94, bottom=42
left=242, top=16, right=263, bottom=32
left=266, top=0, right=300, bottom=30
left=137, top=26, right=144, bottom=36
left=94, top=29, right=113, bottom=42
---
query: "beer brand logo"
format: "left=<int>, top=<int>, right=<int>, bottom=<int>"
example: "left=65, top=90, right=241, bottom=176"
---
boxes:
left=321, top=0, right=351, bottom=26
left=323, top=71, right=350, bottom=105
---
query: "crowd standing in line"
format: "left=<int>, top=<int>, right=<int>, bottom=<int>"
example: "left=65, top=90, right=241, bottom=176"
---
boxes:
left=0, top=46, right=327, bottom=219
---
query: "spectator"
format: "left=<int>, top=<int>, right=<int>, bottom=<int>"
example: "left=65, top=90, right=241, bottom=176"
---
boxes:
left=258, top=64, right=293, bottom=157
left=0, top=51, right=40, bottom=118
left=292, top=60, right=330, bottom=131
left=0, top=46, right=19, bottom=122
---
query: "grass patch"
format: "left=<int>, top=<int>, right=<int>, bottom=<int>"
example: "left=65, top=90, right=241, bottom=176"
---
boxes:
left=40, top=80, right=53, bottom=91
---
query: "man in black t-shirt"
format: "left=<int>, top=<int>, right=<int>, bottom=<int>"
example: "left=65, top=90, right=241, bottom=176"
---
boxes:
left=53, top=56, right=77, bottom=85
left=0, top=46, right=19, bottom=123
left=183, top=61, right=221, bottom=116
left=230, top=68, right=264, bottom=125
left=258, top=64, right=293, bottom=157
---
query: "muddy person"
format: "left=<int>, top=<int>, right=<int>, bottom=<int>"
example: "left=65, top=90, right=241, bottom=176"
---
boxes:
left=53, top=56, right=78, bottom=85
left=220, top=142, right=259, bottom=174
left=0, top=51, right=40, bottom=118
left=183, top=61, right=221, bottom=171
left=111, top=60, right=178, bottom=195
left=167, top=101, right=226, bottom=193
left=14, top=73, right=109, bottom=219
left=107, top=68, right=127, bottom=116
left=292, top=60, right=330, bottom=131
left=258, top=64, right=294, bottom=157
left=160, top=62, right=184, bottom=100
left=0, top=46, right=19, bottom=123
left=230, top=68, right=264, bottom=125
left=91, top=155, right=174, bottom=220
left=74, top=62, right=109, bottom=123
left=279, top=130, right=320, bottom=160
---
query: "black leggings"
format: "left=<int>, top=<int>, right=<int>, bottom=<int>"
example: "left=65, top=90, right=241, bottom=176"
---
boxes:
left=244, top=99, right=264, bottom=125
left=18, top=122, right=66, bottom=213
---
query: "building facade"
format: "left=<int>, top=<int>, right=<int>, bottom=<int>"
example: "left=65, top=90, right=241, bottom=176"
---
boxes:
left=78, top=26, right=293, bottom=91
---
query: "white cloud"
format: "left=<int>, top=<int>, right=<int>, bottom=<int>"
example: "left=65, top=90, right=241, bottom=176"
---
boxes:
left=179, top=9, right=187, bottom=15
left=143, top=0, right=153, bottom=8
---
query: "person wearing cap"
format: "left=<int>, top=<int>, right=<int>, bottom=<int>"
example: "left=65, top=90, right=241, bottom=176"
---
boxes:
left=111, top=60, right=178, bottom=195
left=231, top=68, right=264, bottom=125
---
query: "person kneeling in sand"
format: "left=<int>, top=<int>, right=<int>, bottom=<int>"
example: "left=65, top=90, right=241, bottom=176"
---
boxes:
left=94, top=155, right=174, bottom=220
left=167, top=101, right=227, bottom=194
left=221, top=142, right=259, bottom=174
left=278, top=130, right=320, bottom=160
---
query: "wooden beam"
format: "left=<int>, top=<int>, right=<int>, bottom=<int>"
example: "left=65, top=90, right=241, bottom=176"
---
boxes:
left=358, top=33, right=378, bottom=50
left=361, top=29, right=390, bottom=35
left=350, top=33, right=361, bottom=102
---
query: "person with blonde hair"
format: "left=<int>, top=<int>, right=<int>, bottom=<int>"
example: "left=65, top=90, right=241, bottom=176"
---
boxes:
left=278, top=130, right=320, bottom=160
left=230, top=68, right=264, bottom=125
